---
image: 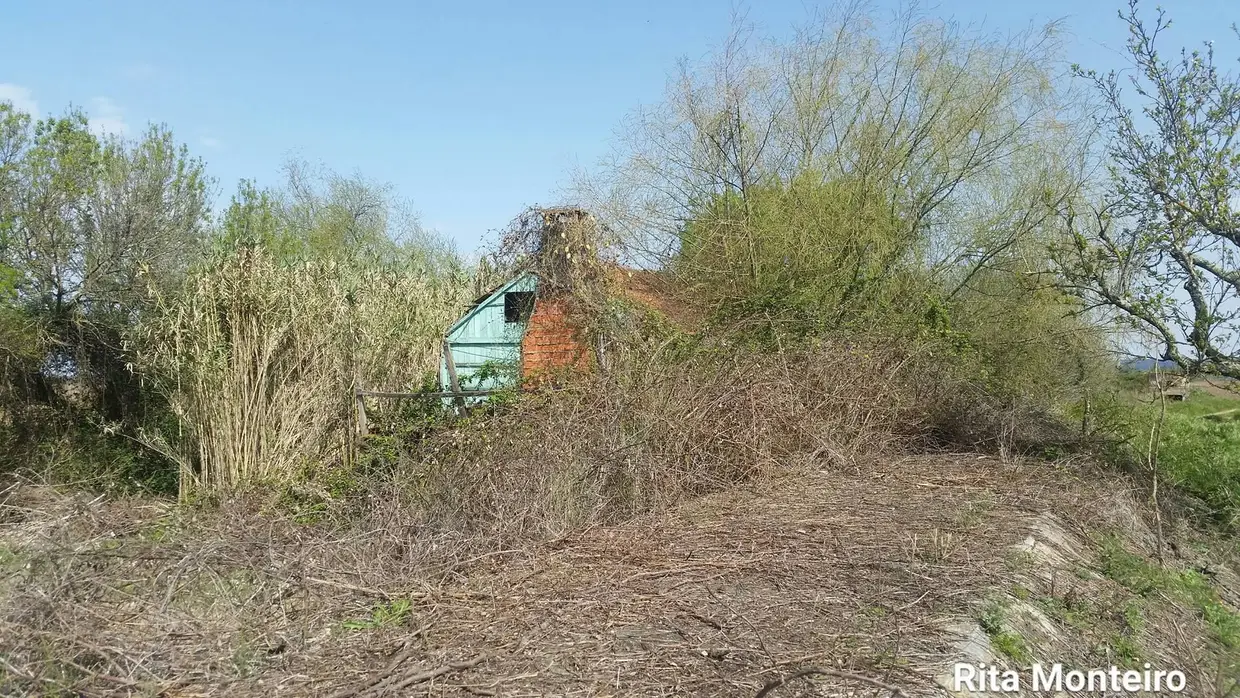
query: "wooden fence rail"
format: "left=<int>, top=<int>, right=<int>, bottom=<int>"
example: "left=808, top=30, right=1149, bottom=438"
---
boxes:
left=356, top=389, right=500, bottom=399
left=354, top=339, right=502, bottom=435
left=353, top=386, right=504, bottom=436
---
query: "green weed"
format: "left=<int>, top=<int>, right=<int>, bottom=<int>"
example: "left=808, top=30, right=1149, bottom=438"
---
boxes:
left=862, top=605, right=889, bottom=619
left=1037, top=594, right=1095, bottom=631
left=1003, top=549, right=1037, bottom=573
left=1099, top=535, right=1240, bottom=650
left=979, top=600, right=1031, bottom=663
left=0, top=546, right=22, bottom=573
left=1157, top=413, right=1240, bottom=526
left=1105, top=632, right=1144, bottom=664
left=958, top=497, right=994, bottom=529
left=1109, top=389, right=1240, bottom=527
left=343, top=599, right=413, bottom=630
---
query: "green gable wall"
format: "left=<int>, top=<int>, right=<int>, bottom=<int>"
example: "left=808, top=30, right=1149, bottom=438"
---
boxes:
left=439, top=272, right=537, bottom=399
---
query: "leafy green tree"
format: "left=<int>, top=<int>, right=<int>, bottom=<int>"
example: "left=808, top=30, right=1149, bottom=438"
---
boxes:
left=0, top=106, right=39, bottom=387
left=217, top=180, right=298, bottom=256
left=8, top=109, right=101, bottom=318
left=213, top=160, right=461, bottom=276
left=1058, top=1, right=1240, bottom=378
left=677, top=171, right=919, bottom=332
left=86, top=125, right=210, bottom=307
left=3, top=110, right=208, bottom=322
left=0, top=100, right=210, bottom=426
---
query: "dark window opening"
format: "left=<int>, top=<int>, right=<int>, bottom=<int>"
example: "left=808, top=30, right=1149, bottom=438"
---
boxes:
left=504, top=291, right=535, bottom=323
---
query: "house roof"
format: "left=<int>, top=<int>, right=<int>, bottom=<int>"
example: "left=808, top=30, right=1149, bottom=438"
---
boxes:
left=443, top=265, right=699, bottom=341
left=446, top=271, right=537, bottom=339
left=607, top=265, right=700, bottom=329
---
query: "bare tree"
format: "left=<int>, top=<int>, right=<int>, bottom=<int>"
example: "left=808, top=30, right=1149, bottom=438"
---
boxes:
left=1056, top=1, right=1240, bottom=379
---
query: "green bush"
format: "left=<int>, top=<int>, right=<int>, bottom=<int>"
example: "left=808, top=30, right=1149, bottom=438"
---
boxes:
left=1100, top=389, right=1240, bottom=527
left=678, top=172, right=927, bottom=338
left=6, top=413, right=178, bottom=495
left=1157, top=413, right=1240, bottom=526
left=674, top=171, right=1113, bottom=439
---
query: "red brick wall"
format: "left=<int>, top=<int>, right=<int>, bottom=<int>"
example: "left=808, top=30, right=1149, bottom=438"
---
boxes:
left=521, top=296, right=590, bottom=381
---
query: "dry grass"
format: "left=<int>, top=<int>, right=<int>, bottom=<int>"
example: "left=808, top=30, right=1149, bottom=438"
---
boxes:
left=4, top=336, right=1233, bottom=696
left=407, top=342, right=919, bottom=542
left=7, top=446, right=1240, bottom=694
left=0, top=457, right=1040, bottom=696
left=4, top=453, right=1221, bottom=697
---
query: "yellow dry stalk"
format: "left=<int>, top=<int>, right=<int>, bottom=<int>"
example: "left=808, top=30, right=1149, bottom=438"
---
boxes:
left=138, top=248, right=470, bottom=498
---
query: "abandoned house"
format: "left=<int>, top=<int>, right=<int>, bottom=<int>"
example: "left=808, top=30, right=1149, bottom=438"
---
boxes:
left=438, top=271, right=591, bottom=401
left=439, top=208, right=690, bottom=403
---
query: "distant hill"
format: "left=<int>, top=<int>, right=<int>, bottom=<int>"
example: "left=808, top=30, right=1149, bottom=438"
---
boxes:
left=1121, top=357, right=1180, bottom=372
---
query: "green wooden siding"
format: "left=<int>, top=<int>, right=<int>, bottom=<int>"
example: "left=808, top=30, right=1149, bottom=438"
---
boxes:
left=439, top=272, right=537, bottom=401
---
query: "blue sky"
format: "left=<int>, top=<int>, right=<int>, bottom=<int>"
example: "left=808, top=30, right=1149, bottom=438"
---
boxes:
left=2, top=0, right=1235, bottom=253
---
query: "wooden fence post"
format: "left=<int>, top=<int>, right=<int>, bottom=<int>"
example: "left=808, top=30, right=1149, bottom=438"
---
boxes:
left=355, top=385, right=369, bottom=436
left=442, top=341, right=466, bottom=409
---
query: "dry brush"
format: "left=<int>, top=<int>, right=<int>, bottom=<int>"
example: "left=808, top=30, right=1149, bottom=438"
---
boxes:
left=133, top=247, right=472, bottom=498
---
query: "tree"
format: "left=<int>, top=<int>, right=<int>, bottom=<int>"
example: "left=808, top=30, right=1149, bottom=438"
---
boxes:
left=0, top=106, right=40, bottom=397
left=217, top=179, right=296, bottom=256
left=3, top=112, right=209, bottom=323
left=0, top=101, right=210, bottom=423
left=85, top=125, right=211, bottom=308
left=1057, top=1, right=1240, bottom=379
left=216, top=160, right=459, bottom=273
left=574, top=5, right=1086, bottom=302
left=570, top=5, right=1113, bottom=408
left=676, top=171, right=916, bottom=330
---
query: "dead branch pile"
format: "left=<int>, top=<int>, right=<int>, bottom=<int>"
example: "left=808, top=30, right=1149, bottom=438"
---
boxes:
left=495, top=207, right=610, bottom=297
left=489, top=207, right=618, bottom=354
left=409, top=340, right=919, bottom=542
left=0, top=455, right=1130, bottom=697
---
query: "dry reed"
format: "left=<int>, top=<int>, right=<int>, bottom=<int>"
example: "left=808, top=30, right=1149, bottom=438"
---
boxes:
left=135, top=247, right=471, bottom=497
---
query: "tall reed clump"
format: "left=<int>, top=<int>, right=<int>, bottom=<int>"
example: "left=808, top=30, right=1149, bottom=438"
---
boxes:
left=135, top=246, right=470, bottom=498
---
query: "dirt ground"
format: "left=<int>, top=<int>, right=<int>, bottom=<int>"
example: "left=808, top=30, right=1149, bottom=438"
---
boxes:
left=0, top=454, right=1231, bottom=697
left=1189, top=377, right=1240, bottom=400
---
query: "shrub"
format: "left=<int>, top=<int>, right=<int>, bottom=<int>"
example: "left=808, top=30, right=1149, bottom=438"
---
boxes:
left=387, top=329, right=1070, bottom=544
left=1154, top=412, right=1240, bottom=527
left=133, top=246, right=471, bottom=498
left=673, top=172, right=1113, bottom=438
left=677, top=173, right=926, bottom=336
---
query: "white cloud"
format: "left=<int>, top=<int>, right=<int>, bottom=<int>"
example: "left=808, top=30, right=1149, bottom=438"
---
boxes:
left=88, top=97, right=128, bottom=137
left=200, top=135, right=222, bottom=150
left=0, top=83, right=39, bottom=117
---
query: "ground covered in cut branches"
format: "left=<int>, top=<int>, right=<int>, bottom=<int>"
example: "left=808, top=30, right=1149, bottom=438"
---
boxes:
left=2, top=455, right=1237, bottom=697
